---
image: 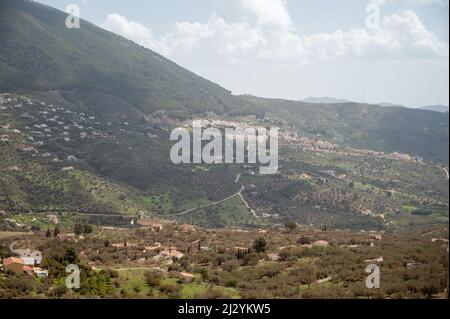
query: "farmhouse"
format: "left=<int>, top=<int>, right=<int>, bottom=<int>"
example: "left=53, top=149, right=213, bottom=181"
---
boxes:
left=154, top=247, right=184, bottom=261
left=23, top=265, right=34, bottom=276
left=2, top=257, right=40, bottom=276
left=33, top=267, right=49, bottom=278
left=137, top=219, right=164, bottom=232
left=14, top=249, right=43, bottom=265
left=3, top=257, right=25, bottom=274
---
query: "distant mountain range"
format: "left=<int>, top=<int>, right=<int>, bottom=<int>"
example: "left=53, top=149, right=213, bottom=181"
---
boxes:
left=377, top=103, right=449, bottom=113
left=377, top=102, right=404, bottom=108
left=303, top=97, right=449, bottom=113
left=420, top=105, right=449, bottom=113
left=301, top=97, right=352, bottom=104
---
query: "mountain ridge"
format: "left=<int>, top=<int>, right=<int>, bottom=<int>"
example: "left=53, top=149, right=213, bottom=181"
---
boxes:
left=0, top=0, right=448, bottom=164
left=420, top=105, right=449, bottom=113
left=0, top=0, right=246, bottom=121
left=0, top=0, right=448, bottom=231
left=301, top=97, right=352, bottom=104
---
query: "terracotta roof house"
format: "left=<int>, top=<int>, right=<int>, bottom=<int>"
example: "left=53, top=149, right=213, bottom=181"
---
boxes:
left=3, top=257, right=25, bottom=275
left=22, top=265, right=34, bottom=276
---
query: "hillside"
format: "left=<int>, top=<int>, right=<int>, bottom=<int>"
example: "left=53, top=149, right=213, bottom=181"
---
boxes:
left=0, top=221, right=448, bottom=299
left=0, top=0, right=245, bottom=121
left=0, top=0, right=448, bottom=232
left=0, top=117, right=146, bottom=225
left=0, top=0, right=448, bottom=164
left=1, top=92, right=448, bottom=231
left=301, top=97, right=352, bottom=104
left=238, top=96, right=449, bottom=164
left=420, top=105, right=449, bottom=113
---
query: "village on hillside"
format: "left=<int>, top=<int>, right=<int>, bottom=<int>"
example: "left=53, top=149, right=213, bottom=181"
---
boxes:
left=1, top=212, right=448, bottom=299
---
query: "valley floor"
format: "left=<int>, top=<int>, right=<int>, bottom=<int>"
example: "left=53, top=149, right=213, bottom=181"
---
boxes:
left=0, top=222, right=448, bottom=299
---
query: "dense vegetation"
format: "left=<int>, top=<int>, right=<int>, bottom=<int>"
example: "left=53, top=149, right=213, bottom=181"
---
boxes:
left=239, top=96, right=449, bottom=164
left=0, top=222, right=448, bottom=299
left=1, top=92, right=448, bottom=231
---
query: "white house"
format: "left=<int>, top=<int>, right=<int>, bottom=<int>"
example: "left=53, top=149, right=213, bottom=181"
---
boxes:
left=33, top=267, right=49, bottom=278
left=14, top=249, right=43, bottom=265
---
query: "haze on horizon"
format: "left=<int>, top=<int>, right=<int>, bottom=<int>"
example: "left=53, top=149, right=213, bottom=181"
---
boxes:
left=39, top=0, right=449, bottom=108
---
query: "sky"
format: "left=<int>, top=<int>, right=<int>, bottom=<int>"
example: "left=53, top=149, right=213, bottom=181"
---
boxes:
left=39, top=0, right=449, bottom=107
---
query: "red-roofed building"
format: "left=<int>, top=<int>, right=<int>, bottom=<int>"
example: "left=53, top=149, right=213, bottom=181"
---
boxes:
left=3, top=257, right=24, bottom=274
left=22, top=265, right=34, bottom=276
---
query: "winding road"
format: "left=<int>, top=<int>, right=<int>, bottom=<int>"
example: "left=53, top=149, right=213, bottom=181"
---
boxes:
left=170, top=185, right=260, bottom=219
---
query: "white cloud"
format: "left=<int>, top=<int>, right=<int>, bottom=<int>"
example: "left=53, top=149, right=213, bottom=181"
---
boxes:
left=238, top=0, right=293, bottom=30
left=101, top=13, right=171, bottom=56
left=101, top=1, right=449, bottom=65
left=298, top=10, right=448, bottom=61
left=215, top=0, right=293, bottom=30
left=372, top=0, right=449, bottom=5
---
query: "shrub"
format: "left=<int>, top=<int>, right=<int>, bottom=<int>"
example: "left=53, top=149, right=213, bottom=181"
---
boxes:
left=144, top=271, right=162, bottom=287
left=252, top=238, right=268, bottom=253
left=159, top=283, right=179, bottom=294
